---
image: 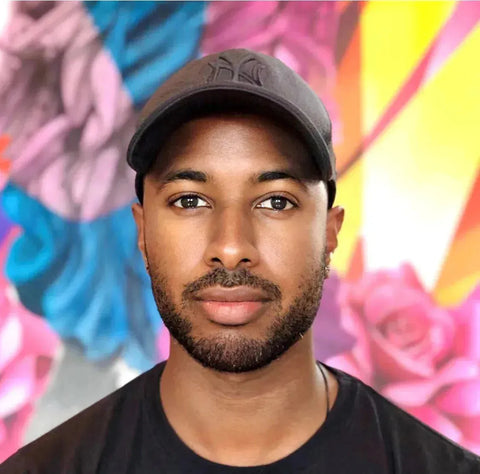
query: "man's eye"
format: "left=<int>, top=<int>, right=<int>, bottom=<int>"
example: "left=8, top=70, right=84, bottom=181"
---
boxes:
left=171, top=195, right=209, bottom=209
left=257, top=196, right=296, bottom=211
left=171, top=195, right=296, bottom=210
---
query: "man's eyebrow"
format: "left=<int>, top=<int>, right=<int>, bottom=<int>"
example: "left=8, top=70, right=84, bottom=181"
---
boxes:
left=159, top=169, right=208, bottom=186
left=254, top=170, right=309, bottom=190
left=155, top=168, right=309, bottom=190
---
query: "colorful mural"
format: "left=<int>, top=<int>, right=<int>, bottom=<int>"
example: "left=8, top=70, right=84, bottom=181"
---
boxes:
left=0, top=1, right=478, bottom=461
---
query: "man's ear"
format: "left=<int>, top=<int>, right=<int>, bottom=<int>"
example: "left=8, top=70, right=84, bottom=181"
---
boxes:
left=325, top=206, right=344, bottom=265
left=132, top=203, right=148, bottom=270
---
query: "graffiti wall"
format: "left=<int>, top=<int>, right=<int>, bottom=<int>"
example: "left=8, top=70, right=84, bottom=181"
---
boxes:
left=0, top=1, right=479, bottom=461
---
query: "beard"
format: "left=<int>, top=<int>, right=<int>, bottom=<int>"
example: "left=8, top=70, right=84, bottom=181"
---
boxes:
left=147, top=254, right=327, bottom=373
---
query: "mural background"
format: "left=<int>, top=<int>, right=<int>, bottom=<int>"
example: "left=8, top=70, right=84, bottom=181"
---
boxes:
left=0, top=1, right=479, bottom=461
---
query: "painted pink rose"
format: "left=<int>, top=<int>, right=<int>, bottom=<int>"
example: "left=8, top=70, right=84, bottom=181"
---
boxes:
left=0, top=231, right=60, bottom=462
left=383, top=285, right=480, bottom=454
left=327, top=264, right=480, bottom=454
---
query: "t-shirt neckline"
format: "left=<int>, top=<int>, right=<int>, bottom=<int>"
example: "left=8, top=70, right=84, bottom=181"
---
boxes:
left=144, top=360, right=355, bottom=472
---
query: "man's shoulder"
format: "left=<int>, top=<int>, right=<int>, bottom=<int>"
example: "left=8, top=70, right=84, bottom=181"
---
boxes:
left=331, top=366, right=480, bottom=472
left=0, top=362, right=162, bottom=473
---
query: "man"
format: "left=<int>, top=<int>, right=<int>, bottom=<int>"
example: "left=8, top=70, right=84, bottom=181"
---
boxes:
left=2, top=49, right=479, bottom=473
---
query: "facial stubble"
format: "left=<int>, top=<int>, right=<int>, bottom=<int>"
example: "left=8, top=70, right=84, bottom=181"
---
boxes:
left=147, top=251, right=327, bottom=373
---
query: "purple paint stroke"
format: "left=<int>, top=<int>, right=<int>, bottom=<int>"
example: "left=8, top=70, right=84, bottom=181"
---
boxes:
left=0, top=2, right=136, bottom=221
left=0, top=205, right=12, bottom=244
left=313, top=272, right=356, bottom=360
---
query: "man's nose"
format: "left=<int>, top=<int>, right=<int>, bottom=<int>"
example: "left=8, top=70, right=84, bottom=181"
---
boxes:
left=203, top=207, right=260, bottom=271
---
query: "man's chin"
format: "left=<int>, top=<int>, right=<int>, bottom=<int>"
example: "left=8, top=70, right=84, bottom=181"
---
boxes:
left=176, top=333, right=297, bottom=373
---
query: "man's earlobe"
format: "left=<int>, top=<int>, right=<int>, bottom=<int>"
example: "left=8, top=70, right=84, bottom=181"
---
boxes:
left=131, top=203, right=148, bottom=269
left=326, top=206, right=345, bottom=256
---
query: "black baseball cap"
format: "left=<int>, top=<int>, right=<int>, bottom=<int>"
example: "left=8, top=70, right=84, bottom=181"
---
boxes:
left=127, top=48, right=337, bottom=207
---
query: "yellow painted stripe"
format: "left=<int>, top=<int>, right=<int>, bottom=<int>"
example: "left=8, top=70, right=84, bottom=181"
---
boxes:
left=362, top=25, right=480, bottom=289
left=435, top=274, right=480, bottom=307
left=361, top=1, right=455, bottom=131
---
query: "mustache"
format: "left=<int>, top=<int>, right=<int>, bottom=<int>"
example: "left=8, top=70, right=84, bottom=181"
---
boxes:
left=182, top=267, right=282, bottom=301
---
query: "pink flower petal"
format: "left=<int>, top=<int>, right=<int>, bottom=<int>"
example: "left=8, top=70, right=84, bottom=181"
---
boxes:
left=0, top=357, right=35, bottom=418
left=382, top=358, right=479, bottom=406
left=370, top=330, right=435, bottom=380
left=14, top=309, right=59, bottom=362
left=363, top=285, right=427, bottom=325
left=0, top=403, right=33, bottom=463
left=325, top=353, right=372, bottom=384
left=461, top=439, right=480, bottom=456
left=452, top=414, right=480, bottom=444
left=397, top=264, right=426, bottom=291
left=434, top=379, right=480, bottom=416
left=408, top=405, right=462, bottom=444
left=0, top=419, right=6, bottom=445
left=0, top=315, right=22, bottom=372
left=451, top=286, right=480, bottom=361
left=337, top=305, right=373, bottom=382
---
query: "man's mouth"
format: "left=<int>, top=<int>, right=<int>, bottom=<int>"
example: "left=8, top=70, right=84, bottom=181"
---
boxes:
left=196, top=301, right=267, bottom=326
left=193, top=287, right=271, bottom=326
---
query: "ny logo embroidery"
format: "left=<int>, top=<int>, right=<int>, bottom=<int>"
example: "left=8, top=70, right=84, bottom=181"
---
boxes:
left=206, top=56, right=265, bottom=86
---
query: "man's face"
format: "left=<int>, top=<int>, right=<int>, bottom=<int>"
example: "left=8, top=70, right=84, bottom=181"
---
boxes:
left=132, top=114, right=343, bottom=373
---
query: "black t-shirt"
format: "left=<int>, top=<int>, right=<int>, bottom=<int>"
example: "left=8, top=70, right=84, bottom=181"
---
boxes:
left=2, top=361, right=479, bottom=473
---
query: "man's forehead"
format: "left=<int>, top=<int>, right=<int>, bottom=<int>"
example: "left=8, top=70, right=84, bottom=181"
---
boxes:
left=149, top=113, right=322, bottom=181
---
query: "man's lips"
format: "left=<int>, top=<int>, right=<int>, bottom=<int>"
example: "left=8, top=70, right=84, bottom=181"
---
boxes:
left=193, top=286, right=271, bottom=302
left=193, top=287, right=272, bottom=326
left=197, top=301, right=266, bottom=326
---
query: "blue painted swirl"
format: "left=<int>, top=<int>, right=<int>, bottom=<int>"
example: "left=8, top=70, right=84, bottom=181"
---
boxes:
left=2, top=183, right=160, bottom=370
left=84, top=1, right=206, bottom=107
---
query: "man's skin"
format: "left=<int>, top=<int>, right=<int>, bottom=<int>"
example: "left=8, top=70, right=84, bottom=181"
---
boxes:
left=132, top=113, right=344, bottom=467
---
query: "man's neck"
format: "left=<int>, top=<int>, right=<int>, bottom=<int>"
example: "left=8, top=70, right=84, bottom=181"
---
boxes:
left=159, top=332, right=338, bottom=467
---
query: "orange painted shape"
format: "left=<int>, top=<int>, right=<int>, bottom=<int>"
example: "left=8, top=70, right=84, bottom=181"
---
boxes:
left=334, top=24, right=362, bottom=174
left=0, top=134, right=11, bottom=174
left=346, top=236, right=365, bottom=282
left=455, top=170, right=480, bottom=240
left=434, top=226, right=480, bottom=305
left=434, top=169, right=480, bottom=305
left=337, top=2, right=351, bottom=15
